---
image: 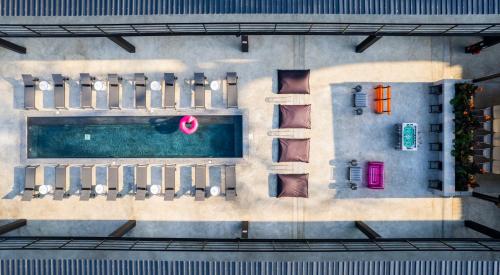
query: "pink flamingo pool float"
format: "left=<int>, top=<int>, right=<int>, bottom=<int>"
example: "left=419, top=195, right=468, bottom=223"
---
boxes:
left=179, top=115, right=199, bottom=135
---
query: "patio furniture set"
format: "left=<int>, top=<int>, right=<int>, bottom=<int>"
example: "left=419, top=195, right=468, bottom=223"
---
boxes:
left=348, top=84, right=393, bottom=189
left=21, top=164, right=237, bottom=201
left=21, top=72, right=240, bottom=202
left=473, top=105, right=500, bottom=174
left=274, top=69, right=311, bottom=198
left=22, top=72, right=239, bottom=110
left=348, top=160, right=385, bottom=190
left=351, top=84, right=391, bottom=116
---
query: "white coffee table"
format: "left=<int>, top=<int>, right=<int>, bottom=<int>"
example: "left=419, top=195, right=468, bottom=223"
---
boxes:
left=210, top=186, right=220, bottom=196
left=150, top=81, right=161, bottom=91
left=39, top=81, right=50, bottom=91
left=38, top=184, right=52, bottom=195
left=95, top=184, right=106, bottom=195
left=150, top=184, right=161, bottom=195
left=93, top=80, right=105, bottom=91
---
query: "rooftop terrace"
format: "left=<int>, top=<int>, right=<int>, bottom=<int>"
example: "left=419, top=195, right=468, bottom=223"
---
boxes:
left=0, top=25, right=499, bottom=240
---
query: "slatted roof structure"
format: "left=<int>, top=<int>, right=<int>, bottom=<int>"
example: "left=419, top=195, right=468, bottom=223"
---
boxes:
left=1, top=259, right=499, bottom=275
left=0, top=0, right=499, bottom=16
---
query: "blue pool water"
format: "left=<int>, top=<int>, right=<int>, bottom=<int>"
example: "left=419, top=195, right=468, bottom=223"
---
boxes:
left=28, top=116, right=243, bottom=158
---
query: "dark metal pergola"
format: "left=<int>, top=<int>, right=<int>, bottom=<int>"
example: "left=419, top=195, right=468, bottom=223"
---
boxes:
left=0, top=22, right=499, bottom=37
left=0, top=22, right=499, bottom=54
left=0, top=236, right=498, bottom=252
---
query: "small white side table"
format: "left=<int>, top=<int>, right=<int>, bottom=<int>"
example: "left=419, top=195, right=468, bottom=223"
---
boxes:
left=38, top=184, right=52, bottom=195
left=150, top=184, right=161, bottom=195
left=95, top=184, right=106, bottom=195
left=210, top=186, right=221, bottom=196
left=39, top=81, right=50, bottom=91
left=150, top=81, right=161, bottom=91
left=210, top=80, right=220, bottom=91
left=93, top=81, right=105, bottom=91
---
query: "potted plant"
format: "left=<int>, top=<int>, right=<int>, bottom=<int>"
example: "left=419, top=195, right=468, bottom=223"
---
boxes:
left=450, top=83, right=484, bottom=191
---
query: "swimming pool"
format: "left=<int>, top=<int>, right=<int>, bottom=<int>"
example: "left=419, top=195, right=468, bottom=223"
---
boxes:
left=27, top=116, right=243, bottom=158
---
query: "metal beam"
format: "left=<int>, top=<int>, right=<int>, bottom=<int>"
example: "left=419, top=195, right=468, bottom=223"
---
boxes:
left=108, top=220, right=136, bottom=237
left=107, top=36, right=136, bottom=53
left=241, top=35, right=248, bottom=52
left=472, top=73, right=500, bottom=83
left=355, top=35, right=382, bottom=53
left=465, top=37, right=500, bottom=54
left=355, top=221, right=381, bottom=239
left=472, top=192, right=500, bottom=207
left=0, top=38, right=26, bottom=54
left=0, top=219, right=27, bottom=235
left=241, top=221, right=249, bottom=239
left=464, top=220, right=500, bottom=238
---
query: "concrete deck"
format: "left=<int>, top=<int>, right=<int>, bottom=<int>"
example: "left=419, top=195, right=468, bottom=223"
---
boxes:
left=1, top=33, right=499, bottom=238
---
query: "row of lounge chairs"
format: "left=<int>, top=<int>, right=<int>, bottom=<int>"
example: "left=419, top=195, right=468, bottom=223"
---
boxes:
left=22, top=72, right=239, bottom=110
left=274, top=69, right=312, bottom=198
left=21, top=164, right=237, bottom=201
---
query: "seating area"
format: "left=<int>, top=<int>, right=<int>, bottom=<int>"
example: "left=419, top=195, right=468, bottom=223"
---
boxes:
left=21, top=72, right=239, bottom=110
left=374, top=85, right=391, bottom=114
left=274, top=69, right=311, bottom=198
left=20, top=164, right=237, bottom=201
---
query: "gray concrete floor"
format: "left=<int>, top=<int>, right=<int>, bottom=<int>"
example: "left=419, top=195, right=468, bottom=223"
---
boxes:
left=0, top=32, right=499, bottom=239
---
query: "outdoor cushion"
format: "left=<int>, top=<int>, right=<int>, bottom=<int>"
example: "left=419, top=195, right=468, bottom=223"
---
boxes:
left=278, top=138, right=310, bottom=163
left=277, top=174, right=308, bottom=198
left=278, top=70, right=310, bottom=94
left=279, top=105, right=311, bottom=129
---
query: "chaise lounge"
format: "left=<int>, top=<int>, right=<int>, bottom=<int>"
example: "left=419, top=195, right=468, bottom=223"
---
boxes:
left=107, top=165, right=122, bottom=201
left=22, top=74, right=38, bottom=110
left=195, top=165, right=206, bottom=201
left=226, top=72, right=238, bottom=108
left=134, top=73, right=147, bottom=109
left=22, top=165, right=39, bottom=201
left=225, top=165, right=237, bottom=200
left=80, top=165, right=94, bottom=201
left=135, top=164, right=148, bottom=200
left=108, top=74, right=121, bottom=109
left=52, top=74, right=69, bottom=109
left=80, top=73, right=94, bottom=109
left=163, top=73, right=177, bottom=108
left=164, top=164, right=176, bottom=201
left=54, top=165, right=68, bottom=200
left=194, top=73, right=206, bottom=108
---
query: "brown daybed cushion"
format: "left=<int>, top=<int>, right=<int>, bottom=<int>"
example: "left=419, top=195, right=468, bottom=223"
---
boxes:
left=277, top=174, right=309, bottom=198
left=279, top=105, right=311, bottom=129
left=278, top=69, right=310, bottom=94
left=278, top=138, right=310, bottom=163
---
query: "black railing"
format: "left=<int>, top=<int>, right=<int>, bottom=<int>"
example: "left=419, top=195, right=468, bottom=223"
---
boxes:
left=0, top=237, right=498, bottom=252
left=0, top=22, right=499, bottom=37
